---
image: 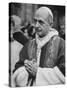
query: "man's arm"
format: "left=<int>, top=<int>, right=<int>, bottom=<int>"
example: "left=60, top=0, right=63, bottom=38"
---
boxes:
left=13, top=43, right=29, bottom=73
left=57, top=38, right=65, bottom=76
left=12, top=42, right=29, bottom=87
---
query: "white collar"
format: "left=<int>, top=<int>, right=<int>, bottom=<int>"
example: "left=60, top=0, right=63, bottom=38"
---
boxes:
left=36, top=29, right=58, bottom=49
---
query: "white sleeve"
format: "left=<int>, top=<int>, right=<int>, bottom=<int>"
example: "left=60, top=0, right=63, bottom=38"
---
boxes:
left=36, top=66, right=65, bottom=86
left=11, top=66, right=29, bottom=87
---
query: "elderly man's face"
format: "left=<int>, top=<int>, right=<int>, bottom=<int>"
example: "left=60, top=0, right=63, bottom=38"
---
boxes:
left=34, top=10, right=50, bottom=37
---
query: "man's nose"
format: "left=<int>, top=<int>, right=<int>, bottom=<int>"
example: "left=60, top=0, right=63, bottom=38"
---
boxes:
left=35, top=21, right=39, bottom=28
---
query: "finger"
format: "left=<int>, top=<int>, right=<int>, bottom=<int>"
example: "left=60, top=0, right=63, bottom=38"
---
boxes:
left=25, top=66, right=33, bottom=74
left=24, top=59, right=29, bottom=64
left=26, top=67, right=35, bottom=76
left=24, top=63, right=32, bottom=67
left=25, top=63, right=36, bottom=73
left=24, top=63, right=32, bottom=71
left=24, top=62, right=37, bottom=73
left=24, top=62, right=33, bottom=68
left=25, top=63, right=36, bottom=70
left=25, top=64, right=36, bottom=75
left=32, top=59, right=36, bottom=63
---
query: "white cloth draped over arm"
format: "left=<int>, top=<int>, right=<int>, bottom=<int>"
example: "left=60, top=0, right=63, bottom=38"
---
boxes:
left=36, top=66, right=65, bottom=86
left=11, top=66, right=29, bottom=87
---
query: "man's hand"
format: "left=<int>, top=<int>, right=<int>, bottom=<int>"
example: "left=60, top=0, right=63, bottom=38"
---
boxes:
left=24, top=59, right=38, bottom=77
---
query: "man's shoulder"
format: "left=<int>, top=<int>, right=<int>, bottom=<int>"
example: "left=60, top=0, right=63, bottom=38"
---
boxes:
left=51, top=35, right=65, bottom=49
left=51, top=35, right=64, bottom=44
left=21, top=39, right=36, bottom=50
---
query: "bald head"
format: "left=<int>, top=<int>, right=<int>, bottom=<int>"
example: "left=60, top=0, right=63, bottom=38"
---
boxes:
left=34, top=7, right=53, bottom=26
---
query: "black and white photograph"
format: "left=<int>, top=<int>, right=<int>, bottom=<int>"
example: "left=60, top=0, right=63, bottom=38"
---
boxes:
left=9, top=2, right=65, bottom=87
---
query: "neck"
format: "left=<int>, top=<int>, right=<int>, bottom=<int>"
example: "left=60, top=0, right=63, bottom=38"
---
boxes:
left=38, top=34, right=46, bottom=38
left=37, top=31, right=49, bottom=40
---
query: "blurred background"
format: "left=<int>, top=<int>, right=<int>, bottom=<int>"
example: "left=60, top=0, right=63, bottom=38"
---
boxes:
left=9, top=3, right=65, bottom=35
left=9, top=3, right=65, bottom=41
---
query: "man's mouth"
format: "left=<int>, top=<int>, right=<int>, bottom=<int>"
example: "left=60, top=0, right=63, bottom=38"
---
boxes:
left=36, top=28, right=42, bottom=32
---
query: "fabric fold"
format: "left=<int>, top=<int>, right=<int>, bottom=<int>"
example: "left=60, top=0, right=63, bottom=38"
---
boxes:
left=36, top=66, right=65, bottom=86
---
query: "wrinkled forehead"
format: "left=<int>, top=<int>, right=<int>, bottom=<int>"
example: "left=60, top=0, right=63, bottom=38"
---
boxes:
left=34, top=10, right=48, bottom=21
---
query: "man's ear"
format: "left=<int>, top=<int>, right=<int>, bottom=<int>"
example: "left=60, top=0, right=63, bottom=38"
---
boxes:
left=48, top=14, right=53, bottom=28
left=50, top=23, right=53, bottom=27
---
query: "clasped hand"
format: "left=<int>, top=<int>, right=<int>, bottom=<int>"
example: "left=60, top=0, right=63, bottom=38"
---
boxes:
left=24, top=59, right=38, bottom=77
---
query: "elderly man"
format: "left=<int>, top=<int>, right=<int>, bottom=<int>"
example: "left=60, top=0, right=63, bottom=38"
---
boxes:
left=12, top=7, right=65, bottom=87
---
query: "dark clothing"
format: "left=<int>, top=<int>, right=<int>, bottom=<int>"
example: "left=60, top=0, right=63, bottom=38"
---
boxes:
left=14, top=35, right=65, bottom=76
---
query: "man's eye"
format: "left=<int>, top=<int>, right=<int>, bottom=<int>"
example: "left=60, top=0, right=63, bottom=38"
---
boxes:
left=39, top=20, right=44, bottom=24
left=33, top=19, right=37, bottom=24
